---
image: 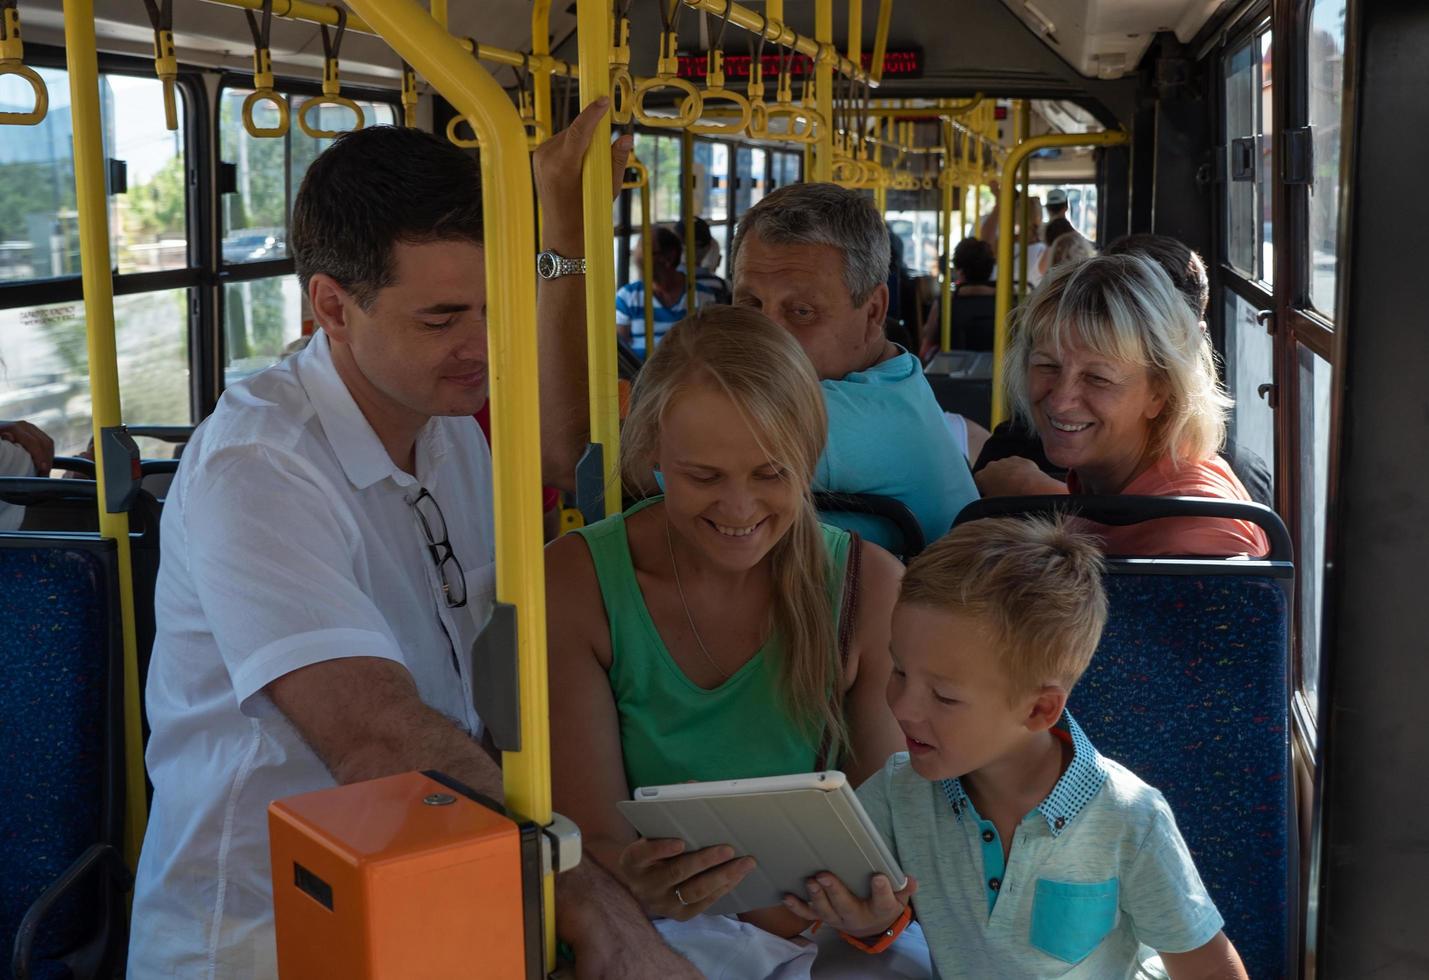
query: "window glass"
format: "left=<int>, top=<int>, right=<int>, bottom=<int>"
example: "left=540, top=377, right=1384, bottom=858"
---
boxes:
left=108, top=75, right=188, bottom=274
left=1296, top=344, right=1332, bottom=717
left=220, top=91, right=396, bottom=266
left=886, top=210, right=942, bottom=278
left=1308, top=0, right=1347, bottom=317
left=734, top=146, right=768, bottom=217
left=1224, top=290, right=1277, bottom=491
left=0, top=289, right=191, bottom=456
left=633, top=134, right=681, bottom=224
left=223, top=275, right=304, bottom=386
left=1224, top=38, right=1258, bottom=278
left=1, top=69, right=188, bottom=282
left=1258, top=31, right=1274, bottom=285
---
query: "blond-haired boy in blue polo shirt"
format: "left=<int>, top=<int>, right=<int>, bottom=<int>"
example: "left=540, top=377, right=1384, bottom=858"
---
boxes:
left=784, top=517, right=1250, bottom=979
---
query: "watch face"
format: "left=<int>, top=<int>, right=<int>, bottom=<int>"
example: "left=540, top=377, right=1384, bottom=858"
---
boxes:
left=537, top=252, right=555, bottom=278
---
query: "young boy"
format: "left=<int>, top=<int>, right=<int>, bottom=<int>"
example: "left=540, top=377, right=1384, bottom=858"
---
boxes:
left=784, top=517, right=1249, bottom=978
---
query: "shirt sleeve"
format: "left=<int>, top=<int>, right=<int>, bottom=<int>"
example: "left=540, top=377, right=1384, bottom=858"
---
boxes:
left=180, top=443, right=408, bottom=712
left=855, top=754, right=900, bottom=854
left=1119, top=795, right=1225, bottom=954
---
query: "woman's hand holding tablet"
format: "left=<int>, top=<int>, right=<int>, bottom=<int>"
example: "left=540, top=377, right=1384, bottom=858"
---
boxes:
left=616, top=836, right=756, bottom=920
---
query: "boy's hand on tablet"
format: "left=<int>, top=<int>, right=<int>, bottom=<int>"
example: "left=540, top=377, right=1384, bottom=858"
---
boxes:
left=782, top=872, right=918, bottom=939
left=618, top=836, right=756, bottom=921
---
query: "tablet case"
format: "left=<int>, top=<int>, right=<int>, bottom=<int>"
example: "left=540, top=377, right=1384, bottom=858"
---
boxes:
left=616, top=771, right=905, bottom=916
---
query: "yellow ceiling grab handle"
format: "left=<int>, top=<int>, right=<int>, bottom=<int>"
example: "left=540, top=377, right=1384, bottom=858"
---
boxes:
left=296, top=6, right=364, bottom=139
left=687, top=2, right=748, bottom=137
left=140, top=0, right=178, bottom=130
left=760, top=44, right=821, bottom=144
left=241, top=0, right=288, bottom=138
left=632, top=30, right=700, bottom=129
left=609, top=11, right=633, bottom=125
left=0, top=3, right=48, bottom=126
left=621, top=155, right=649, bottom=191
left=400, top=61, right=419, bottom=128
left=446, top=113, right=481, bottom=148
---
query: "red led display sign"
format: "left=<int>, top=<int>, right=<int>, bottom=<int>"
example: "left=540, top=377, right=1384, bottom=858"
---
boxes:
left=676, top=48, right=922, bottom=80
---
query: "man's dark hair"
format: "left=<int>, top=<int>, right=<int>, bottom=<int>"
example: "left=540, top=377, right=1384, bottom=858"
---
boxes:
left=675, top=216, right=713, bottom=250
left=1104, top=233, right=1210, bottom=319
left=1043, top=216, right=1075, bottom=248
left=291, top=126, right=484, bottom=310
left=952, top=236, right=995, bottom=284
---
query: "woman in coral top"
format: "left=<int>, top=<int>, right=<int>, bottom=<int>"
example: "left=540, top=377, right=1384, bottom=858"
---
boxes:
left=976, top=252, right=1269, bottom=558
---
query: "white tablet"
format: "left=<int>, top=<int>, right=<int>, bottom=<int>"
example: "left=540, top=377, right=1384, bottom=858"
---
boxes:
left=616, top=770, right=905, bottom=916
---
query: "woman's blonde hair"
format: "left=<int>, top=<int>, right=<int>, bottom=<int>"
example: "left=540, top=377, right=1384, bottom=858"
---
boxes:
left=1006, top=252, right=1232, bottom=464
left=1047, top=231, right=1097, bottom=270
left=620, top=306, right=847, bottom=756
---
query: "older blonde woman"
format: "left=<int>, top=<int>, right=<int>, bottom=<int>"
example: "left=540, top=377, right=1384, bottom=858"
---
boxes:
left=545, top=306, right=906, bottom=970
left=976, top=253, right=1269, bottom=557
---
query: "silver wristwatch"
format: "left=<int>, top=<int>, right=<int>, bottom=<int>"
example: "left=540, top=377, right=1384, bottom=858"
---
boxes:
left=536, top=250, right=586, bottom=279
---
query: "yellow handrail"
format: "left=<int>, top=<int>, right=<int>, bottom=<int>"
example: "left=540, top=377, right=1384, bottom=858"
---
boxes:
left=295, top=7, right=364, bottom=139
left=939, top=124, right=955, bottom=352
left=342, top=0, right=554, bottom=966
left=632, top=30, right=701, bottom=129
left=399, top=61, right=418, bottom=127
left=61, top=0, right=147, bottom=870
left=609, top=9, right=634, bottom=125
left=578, top=0, right=621, bottom=519
left=140, top=0, right=179, bottom=130
left=0, top=3, right=47, bottom=125
left=531, top=0, right=552, bottom=144
left=680, top=0, right=871, bottom=85
left=621, top=157, right=658, bottom=363
left=689, top=50, right=751, bottom=136
left=812, top=0, right=833, bottom=181
left=240, top=0, right=289, bottom=137
left=992, top=130, right=1130, bottom=425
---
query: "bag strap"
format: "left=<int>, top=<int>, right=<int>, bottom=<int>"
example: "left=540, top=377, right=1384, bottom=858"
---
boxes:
left=815, top=531, right=862, bottom=771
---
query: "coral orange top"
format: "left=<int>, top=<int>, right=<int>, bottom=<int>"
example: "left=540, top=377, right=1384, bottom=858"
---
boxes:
left=1067, top=454, right=1271, bottom=558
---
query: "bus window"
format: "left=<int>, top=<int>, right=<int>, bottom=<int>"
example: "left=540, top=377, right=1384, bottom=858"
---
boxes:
left=1224, top=26, right=1273, bottom=285
left=0, top=290, right=191, bottom=457
left=108, top=75, right=190, bottom=275
left=223, top=276, right=304, bottom=386
left=1296, top=345, right=1332, bottom=717
left=1224, top=289, right=1276, bottom=492
left=1307, top=0, right=1347, bottom=318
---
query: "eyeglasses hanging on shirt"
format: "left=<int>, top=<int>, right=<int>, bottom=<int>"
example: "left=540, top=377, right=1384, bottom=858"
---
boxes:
left=409, top=488, right=468, bottom=608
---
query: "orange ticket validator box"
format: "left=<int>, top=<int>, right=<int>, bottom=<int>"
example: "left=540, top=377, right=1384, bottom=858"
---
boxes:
left=269, top=770, right=540, bottom=979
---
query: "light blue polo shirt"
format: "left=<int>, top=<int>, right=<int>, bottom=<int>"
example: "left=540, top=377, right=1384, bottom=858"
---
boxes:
left=856, top=713, right=1224, bottom=979
left=815, top=348, right=977, bottom=552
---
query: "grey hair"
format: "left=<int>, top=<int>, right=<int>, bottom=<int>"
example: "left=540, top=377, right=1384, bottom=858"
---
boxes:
left=1006, top=253, right=1232, bottom=464
left=732, top=182, right=890, bottom=305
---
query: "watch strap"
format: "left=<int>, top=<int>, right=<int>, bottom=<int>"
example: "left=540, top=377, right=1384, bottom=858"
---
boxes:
left=839, top=903, right=913, bottom=955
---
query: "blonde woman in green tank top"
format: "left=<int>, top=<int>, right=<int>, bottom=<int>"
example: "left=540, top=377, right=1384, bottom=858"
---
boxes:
left=546, top=308, right=906, bottom=954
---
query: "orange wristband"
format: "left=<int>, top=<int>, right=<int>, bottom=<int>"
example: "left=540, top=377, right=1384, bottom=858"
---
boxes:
left=838, top=903, right=912, bottom=954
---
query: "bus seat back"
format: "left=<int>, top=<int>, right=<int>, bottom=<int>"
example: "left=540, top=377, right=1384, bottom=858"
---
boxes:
left=1072, top=568, right=1295, bottom=980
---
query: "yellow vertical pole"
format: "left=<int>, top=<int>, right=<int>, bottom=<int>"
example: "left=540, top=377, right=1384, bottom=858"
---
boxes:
left=993, top=131, right=1129, bottom=424
left=812, top=0, right=833, bottom=182
left=63, top=0, right=147, bottom=872
left=1016, top=99, right=1030, bottom=304
left=430, top=0, right=447, bottom=27
left=532, top=0, right=553, bottom=139
left=869, top=0, right=892, bottom=82
left=939, top=120, right=954, bottom=352
left=846, top=0, right=862, bottom=67
left=576, top=0, right=620, bottom=516
left=343, top=2, right=554, bottom=967
left=640, top=182, right=656, bottom=355
left=681, top=130, right=697, bottom=311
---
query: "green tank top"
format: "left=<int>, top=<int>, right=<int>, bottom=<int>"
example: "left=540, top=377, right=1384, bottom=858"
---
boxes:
left=572, top=496, right=852, bottom=791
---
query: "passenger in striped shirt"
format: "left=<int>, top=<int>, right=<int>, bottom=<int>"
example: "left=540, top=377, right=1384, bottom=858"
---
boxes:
left=616, top=225, right=721, bottom=359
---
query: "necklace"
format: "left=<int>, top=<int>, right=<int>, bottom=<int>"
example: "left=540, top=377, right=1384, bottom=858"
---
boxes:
left=665, top=518, right=731, bottom=682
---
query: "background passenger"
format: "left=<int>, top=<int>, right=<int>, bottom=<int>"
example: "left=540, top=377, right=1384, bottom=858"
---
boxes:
left=732, top=183, right=978, bottom=551
left=0, top=418, right=55, bottom=530
left=1037, top=215, right=1076, bottom=278
left=920, top=237, right=997, bottom=359
left=674, top=215, right=732, bottom=304
left=1047, top=229, right=1097, bottom=270
left=616, top=225, right=720, bottom=359
left=789, top=516, right=1249, bottom=979
left=546, top=307, right=905, bottom=967
left=977, top=254, right=1269, bottom=557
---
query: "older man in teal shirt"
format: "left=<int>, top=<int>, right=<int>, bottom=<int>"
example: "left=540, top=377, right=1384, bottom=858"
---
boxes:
left=732, top=183, right=977, bottom=551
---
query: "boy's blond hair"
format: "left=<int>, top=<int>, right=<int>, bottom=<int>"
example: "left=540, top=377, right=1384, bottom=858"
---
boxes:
left=901, top=516, right=1108, bottom=697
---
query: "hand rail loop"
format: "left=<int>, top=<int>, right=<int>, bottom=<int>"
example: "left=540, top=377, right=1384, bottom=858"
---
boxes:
left=0, top=1, right=48, bottom=126
left=631, top=30, right=701, bottom=129
left=296, top=5, right=364, bottom=139
left=400, top=61, right=419, bottom=127
left=240, top=0, right=288, bottom=137
left=140, top=0, right=179, bottom=130
left=688, top=0, right=748, bottom=136
left=608, top=5, right=634, bottom=124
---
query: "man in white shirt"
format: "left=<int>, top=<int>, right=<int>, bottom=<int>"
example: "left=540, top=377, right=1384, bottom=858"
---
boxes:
left=128, top=101, right=698, bottom=979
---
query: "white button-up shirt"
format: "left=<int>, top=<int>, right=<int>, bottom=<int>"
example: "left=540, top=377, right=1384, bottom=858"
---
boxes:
left=128, top=331, right=495, bottom=978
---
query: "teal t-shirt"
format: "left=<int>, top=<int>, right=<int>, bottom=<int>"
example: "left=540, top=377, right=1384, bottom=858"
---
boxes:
left=815, top=348, right=978, bottom=551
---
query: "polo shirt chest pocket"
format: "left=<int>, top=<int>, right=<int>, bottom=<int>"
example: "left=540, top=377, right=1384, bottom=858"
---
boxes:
left=1029, top=877, right=1119, bottom=965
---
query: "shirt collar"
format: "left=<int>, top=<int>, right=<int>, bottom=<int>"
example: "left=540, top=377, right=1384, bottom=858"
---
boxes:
left=938, top=711, right=1108, bottom=838
left=297, top=330, right=449, bottom=491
